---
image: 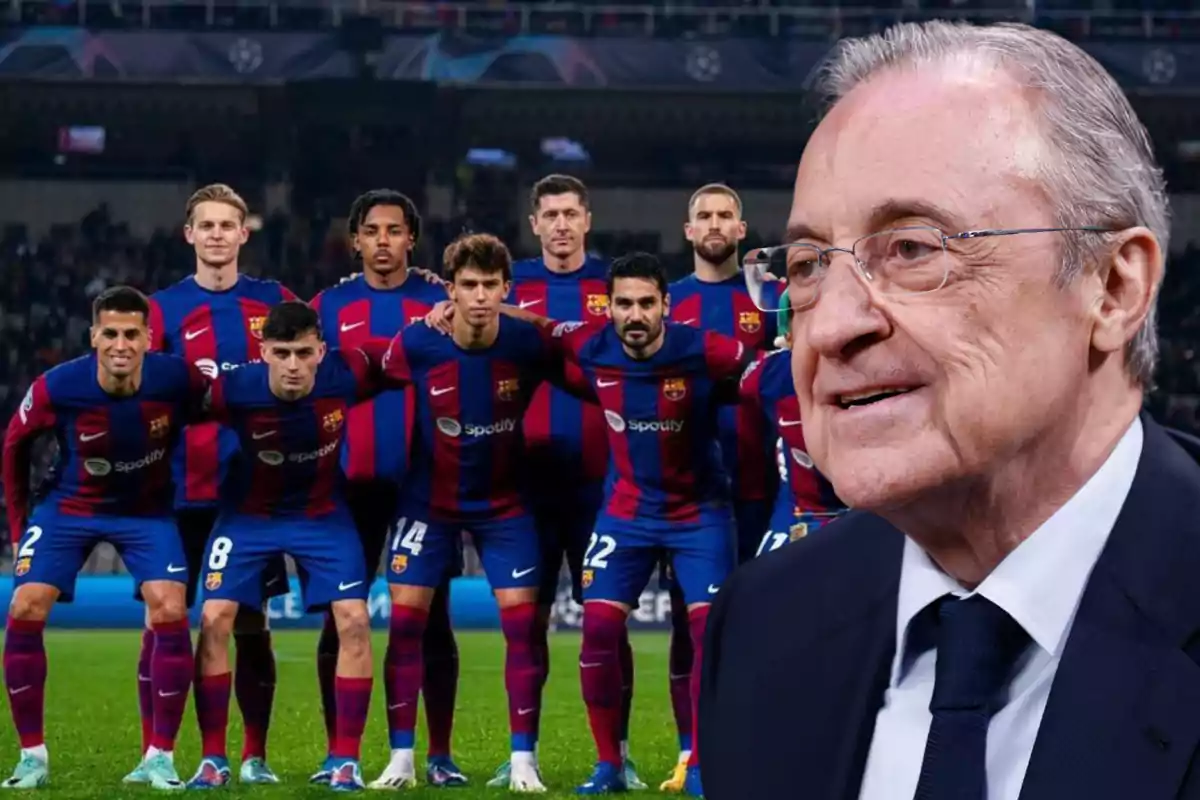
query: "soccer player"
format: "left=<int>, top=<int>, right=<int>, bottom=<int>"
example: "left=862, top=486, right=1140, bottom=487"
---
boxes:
left=186, top=302, right=377, bottom=792
left=1, top=287, right=203, bottom=790
left=500, top=174, right=643, bottom=789
left=139, top=183, right=294, bottom=785
left=738, top=304, right=847, bottom=557
left=309, top=189, right=465, bottom=786
left=504, top=252, right=752, bottom=797
left=369, top=233, right=554, bottom=792
left=660, top=183, right=782, bottom=789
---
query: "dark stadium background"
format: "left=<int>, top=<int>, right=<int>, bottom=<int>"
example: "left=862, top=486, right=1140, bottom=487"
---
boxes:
left=0, top=0, right=1197, bottom=588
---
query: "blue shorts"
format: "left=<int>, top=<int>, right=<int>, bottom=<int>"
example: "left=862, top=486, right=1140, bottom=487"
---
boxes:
left=586, top=511, right=736, bottom=607
left=387, top=503, right=540, bottom=592
left=14, top=509, right=187, bottom=604
left=756, top=510, right=846, bottom=558
left=733, top=498, right=774, bottom=565
left=202, top=513, right=368, bottom=612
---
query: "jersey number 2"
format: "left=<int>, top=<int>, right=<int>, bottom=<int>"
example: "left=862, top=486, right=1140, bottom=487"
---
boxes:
left=584, top=533, right=617, bottom=569
left=17, top=526, right=42, bottom=559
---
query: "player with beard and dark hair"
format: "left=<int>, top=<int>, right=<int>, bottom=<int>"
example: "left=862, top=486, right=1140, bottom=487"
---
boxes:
left=661, top=183, right=782, bottom=790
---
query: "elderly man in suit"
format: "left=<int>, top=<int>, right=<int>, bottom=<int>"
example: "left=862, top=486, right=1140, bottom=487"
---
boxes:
left=698, top=19, right=1200, bottom=800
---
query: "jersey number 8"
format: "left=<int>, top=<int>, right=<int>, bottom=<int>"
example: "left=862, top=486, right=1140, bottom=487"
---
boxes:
left=208, top=537, right=234, bottom=571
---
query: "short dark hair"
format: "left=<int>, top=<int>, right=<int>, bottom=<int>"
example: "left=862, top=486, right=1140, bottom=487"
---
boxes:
left=443, top=233, right=512, bottom=283
left=92, top=285, right=150, bottom=323
left=347, top=189, right=422, bottom=245
left=607, top=252, right=668, bottom=297
left=262, top=301, right=321, bottom=342
left=530, top=174, right=588, bottom=213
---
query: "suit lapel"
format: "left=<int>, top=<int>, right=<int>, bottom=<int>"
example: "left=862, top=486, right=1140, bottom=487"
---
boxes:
left=1020, top=418, right=1200, bottom=800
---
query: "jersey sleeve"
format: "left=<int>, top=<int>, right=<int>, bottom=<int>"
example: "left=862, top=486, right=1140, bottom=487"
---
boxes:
left=3, top=378, right=55, bottom=544
left=342, top=348, right=378, bottom=400
left=529, top=325, right=597, bottom=402
left=279, top=283, right=299, bottom=303
left=380, top=331, right=415, bottom=388
left=737, top=355, right=768, bottom=412
left=183, top=361, right=214, bottom=423
left=202, top=375, right=230, bottom=425
left=540, top=319, right=601, bottom=366
left=147, top=298, right=168, bottom=352
left=309, top=289, right=325, bottom=313
left=704, top=330, right=753, bottom=382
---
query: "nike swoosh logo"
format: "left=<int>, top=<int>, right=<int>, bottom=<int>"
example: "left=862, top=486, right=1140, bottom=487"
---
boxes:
left=252, top=430, right=276, bottom=440
left=79, top=431, right=107, bottom=442
left=184, top=328, right=209, bottom=341
left=580, top=662, right=603, bottom=669
left=778, top=419, right=803, bottom=428
left=707, top=584, right=720, bottom=594
left=388, top=702, right=408, bottom=710
left=430, top=386, right=455, bottom=396
left=158, top=690, right=181, bottom=698
left=517, top=708, right=535, bottom=716
left=596, top=380, right=618, bottom=388
left=512, top=567, right=536, bottom=579
left=340, top=321, right=365, bottom=333
left=676, top=318, right=697, bottom=326
left=166, top=564, right=187, bottom=574
left=518, top=299, right=542, bottom=309
left=8, top=686, right=30, bottom=695
left=339, top=581, right=363, bottom=591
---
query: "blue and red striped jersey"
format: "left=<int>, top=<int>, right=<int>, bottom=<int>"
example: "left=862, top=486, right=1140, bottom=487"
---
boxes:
left=510, top=256, right=610, bottom=486
left=2, top=353, right=206, bottom=541
left=739, top=350, right=844, bottom=517
left=312, top=272, right=445, bottom=486
left=209, top=350, right=374, bottom=519
left=547, top=321, right=751, bottom=523
left=381, top=316, right=550, bottom=524
left=669, top=273, right=783, bottom=504
left=148, top=275, right=296, bottom=509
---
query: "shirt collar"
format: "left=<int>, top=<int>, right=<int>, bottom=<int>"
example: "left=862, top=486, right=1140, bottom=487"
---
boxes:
left=891, top=417, right=1144, bottom=685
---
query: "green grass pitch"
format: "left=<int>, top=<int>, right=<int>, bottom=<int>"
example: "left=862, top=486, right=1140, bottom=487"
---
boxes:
left=0, top=630, right=681, bottom=797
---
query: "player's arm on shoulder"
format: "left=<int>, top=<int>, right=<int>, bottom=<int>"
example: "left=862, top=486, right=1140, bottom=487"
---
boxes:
left=408, top=267, right=445, bottom=286
left=278, top=283, right=299, bottom=302
left=380, top=329, right=415, bottom=388
left=729, top=354, right=767, bottom=410
left=342, top=347, right=380, bottom=400
left=3, top=378, right=55, bottom=544
left=147, top=297, right=168, bottom=352
left=181, top=360, right=217, bottom=423
left=704, top=330, right=755, bottom=381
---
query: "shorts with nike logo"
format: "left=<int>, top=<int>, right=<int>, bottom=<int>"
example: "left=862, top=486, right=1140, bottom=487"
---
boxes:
left=201, top=511, right=368, bottom=611
left=386, top=500, right=540, bottom=592
left=14, top=509, right=187, bottom=603
left=584, top=511, right=736, bottom=607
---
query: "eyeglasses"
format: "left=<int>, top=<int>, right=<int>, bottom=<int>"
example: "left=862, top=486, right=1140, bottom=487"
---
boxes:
left=742, top=225, right=1116, bottom=313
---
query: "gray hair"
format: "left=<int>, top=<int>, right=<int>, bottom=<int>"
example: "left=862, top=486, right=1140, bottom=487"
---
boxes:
left=816, top=21, right=1169, bottom=386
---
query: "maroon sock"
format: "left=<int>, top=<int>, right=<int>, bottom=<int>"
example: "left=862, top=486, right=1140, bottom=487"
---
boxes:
left=149, top=620, right=194, bottom=752
left=316, top=614, right=340, bottom=754
left=500, top=603, right=541, bottom=752
left=3, top=616, right=47, bottom=749
left=687, top=606, right=711, bottom=768
left=234, top=631, right=275, bottom=762
left=422, top=591, right=459, bottom=759
left=579, top=603, right=627, bottom=767
left=137, top=628, right=155, bottom=754
left=332, top=676, right=373, bottom=761
left=385, top=604, right=428, bottom=749
left=668, top=601, right=695, bottom=752
left=194, top=672, right=231, bottom=759
left=618, top=626, right=634, bottom=743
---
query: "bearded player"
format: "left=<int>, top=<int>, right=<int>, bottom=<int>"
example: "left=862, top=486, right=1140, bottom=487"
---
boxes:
left=309, top=189, right=464, bottom=786
left=2, top=287, right=204, bottom=790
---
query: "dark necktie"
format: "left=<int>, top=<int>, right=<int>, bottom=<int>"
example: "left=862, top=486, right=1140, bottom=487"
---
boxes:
left=912, top=594, right=1031, bottom=800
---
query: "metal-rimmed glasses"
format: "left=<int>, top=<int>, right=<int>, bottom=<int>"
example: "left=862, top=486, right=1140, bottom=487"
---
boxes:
left=742, top=225, right=1116, bottom=313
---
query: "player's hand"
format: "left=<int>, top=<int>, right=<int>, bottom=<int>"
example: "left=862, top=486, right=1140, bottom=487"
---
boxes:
left=410, top=267, right=445, bottom=285
left=425, top=301, right=454, bottom=335
left=339, top=272, right=362, bottom=285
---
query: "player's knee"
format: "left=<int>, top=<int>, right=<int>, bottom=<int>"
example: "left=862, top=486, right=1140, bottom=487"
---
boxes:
left=200, top=600, right=238, bottom=637
left=8, top=585, right=54, bottom=623
left=331, top=602, right=371, bottom=654
left=233, top=605, right=268, bottom=635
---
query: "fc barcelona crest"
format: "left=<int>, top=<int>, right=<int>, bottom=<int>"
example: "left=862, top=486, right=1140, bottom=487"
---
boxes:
left=496, top=378, right=519, bottom=402
left=586, top=294, right=608, bottom=316
left=391, top=554, right=409, bottom=574
left=149, top=415, right=170, bottom=439
left=205, top=572, right=223, bottom=590
left=248, top=316, right=267, bottom=339
left=738, top=310, right=762, bottom=334
left=662, top=378, right=687, bottom=401
left=14, top=558, right=30, bottom=577
left=323, top=409, right=344, bottom=432
left=581, top=569, right=594, bottom=589
left=789, top=522, right=809, bottom=542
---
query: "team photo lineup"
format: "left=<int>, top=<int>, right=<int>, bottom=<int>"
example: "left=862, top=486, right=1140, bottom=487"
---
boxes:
left=0, top=175, right=847, bottom=794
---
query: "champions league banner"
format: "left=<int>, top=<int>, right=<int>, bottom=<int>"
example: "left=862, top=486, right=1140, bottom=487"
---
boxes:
left=0, top=28, right=1196, bottom=92
left=0, top=575, right=674, bottom=631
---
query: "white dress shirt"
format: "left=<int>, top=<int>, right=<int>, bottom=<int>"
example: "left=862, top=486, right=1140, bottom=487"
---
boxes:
left=858, top=417, right=1144, bottom=800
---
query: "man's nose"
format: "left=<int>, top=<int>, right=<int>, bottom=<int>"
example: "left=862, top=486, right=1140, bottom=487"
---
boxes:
left=801, top=252, right=889, bottom=357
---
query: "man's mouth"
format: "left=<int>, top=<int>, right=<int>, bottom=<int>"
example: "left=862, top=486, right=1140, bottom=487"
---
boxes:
left=835, top=387, right=919, bottom=410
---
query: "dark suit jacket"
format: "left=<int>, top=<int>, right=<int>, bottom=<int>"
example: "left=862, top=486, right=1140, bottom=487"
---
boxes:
left=699, top=417, right=1200, bottom=800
